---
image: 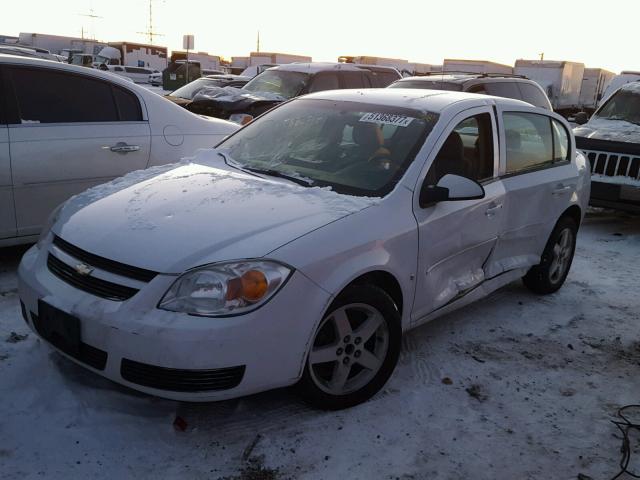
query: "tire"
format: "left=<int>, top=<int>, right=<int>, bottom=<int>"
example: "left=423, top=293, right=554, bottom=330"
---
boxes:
left=297, top=284, right=402, bottom=410
left=523, top=216, right=578, bottom=294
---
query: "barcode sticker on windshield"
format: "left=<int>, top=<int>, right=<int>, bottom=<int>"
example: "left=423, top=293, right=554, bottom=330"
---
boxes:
left=359, top=113, right=414, bottom=127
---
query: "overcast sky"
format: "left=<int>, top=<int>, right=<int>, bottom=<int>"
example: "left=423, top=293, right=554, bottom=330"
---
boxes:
left=2, top=0, right=638, bottom=72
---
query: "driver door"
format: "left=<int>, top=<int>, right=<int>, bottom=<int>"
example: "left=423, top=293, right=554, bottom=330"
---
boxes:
left=411, top=107, right=505, bottom=323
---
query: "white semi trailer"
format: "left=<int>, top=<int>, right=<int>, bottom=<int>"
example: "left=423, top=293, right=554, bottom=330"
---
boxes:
left=94, top=42, right=168, bottom=71
left=579, top=68, right=615, bottom=113
left=514, top=59, right=585, bottom=114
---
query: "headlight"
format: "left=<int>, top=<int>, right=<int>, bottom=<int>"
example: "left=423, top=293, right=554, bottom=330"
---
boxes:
left=37, top=203, right=64, bottom=248
left=228, top=113, right=254, bottom=125
left=158, top=260, right=292, bottom=317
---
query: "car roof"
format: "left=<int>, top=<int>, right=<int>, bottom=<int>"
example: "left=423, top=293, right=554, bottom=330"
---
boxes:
left=303, top=88, right=532, bottom=113
left=269, top=62, right=399, bottom=74
left=0, top=54, right=149, bottom=90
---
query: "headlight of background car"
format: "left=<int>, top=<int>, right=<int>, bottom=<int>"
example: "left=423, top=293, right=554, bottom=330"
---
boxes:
left=37, top=203, right=64, bottom=248
left=158, top=260, right=292, bottom=316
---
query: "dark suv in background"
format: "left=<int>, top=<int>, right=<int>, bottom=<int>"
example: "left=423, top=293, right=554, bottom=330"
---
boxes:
left=185, top=62, right=402, bottom=124
left=389, top=73, right=553, bottom=110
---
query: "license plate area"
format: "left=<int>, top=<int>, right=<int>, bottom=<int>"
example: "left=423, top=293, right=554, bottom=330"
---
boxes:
left=36, top=300, right=81, bottom=356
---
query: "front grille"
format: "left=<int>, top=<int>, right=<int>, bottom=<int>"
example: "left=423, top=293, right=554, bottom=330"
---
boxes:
left=120, top=358, right=245, bottom=392
left=576, top=136, right=640, bottom=181
left=31, top=311, right=108, bottom=370
left=47, top=254, right=139, bottom=301
left=53, top=235, right=158, bottom=282
left=583, top=150, right=640, bottom=180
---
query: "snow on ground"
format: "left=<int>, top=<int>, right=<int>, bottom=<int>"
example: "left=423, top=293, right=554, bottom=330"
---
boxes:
left=1, top=210, right=639, bottom=480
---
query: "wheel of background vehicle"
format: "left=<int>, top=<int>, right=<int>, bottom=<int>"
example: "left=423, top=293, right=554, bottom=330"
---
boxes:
left=523, top=216, right=578, bottom=294
left=297, top=284, right=401, bottom=410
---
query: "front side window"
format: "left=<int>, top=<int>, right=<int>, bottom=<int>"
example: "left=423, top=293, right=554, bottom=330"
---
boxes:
left=426, top=113, right=495, bottom=185
left=242, top=71, right=310, bottom=99
left=219, top=98, right=438, bottom=197
left=9, top=67, right=118, bottom=123
left=8, top=67, right=141, bottom=124
left=341, top=71, right=367, bottom=89
left=504, top=112, right=553, bottom=173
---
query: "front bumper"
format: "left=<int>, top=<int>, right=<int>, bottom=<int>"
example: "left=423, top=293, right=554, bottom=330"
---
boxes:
left=591, top=181, right=640, bottom=213
left=18, top=244, right=331, bottom=401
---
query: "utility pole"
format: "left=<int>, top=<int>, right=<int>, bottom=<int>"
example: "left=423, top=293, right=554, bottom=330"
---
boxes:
left=79, top=3, right=102, bottom=40
left=257, top=31, right=260, bottom=53
left=539, top=52, right=545, bottom=61
left=137, top=0, right=164, bottom=44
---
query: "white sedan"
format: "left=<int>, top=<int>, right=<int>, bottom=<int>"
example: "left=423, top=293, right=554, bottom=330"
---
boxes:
left=18, top=89, right=590, bottom=409
left=0, top=54, right=238, bottom=247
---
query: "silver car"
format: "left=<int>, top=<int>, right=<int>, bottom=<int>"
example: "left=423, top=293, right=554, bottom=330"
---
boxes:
left=18, top=89, right=590, bottom=409
left=0, top=54, right=238, bottom=247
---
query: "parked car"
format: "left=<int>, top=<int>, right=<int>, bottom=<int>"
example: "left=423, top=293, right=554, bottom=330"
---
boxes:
left=148, top=71, right=162, bottom=86
left=164, top=75, right=252, bottom=108
left=574, top=81, right=640, bottom=212
left=102, top=64, right=159, bottom=83
left=18, top=89, right=589, bottom=409
left=0, top=54, right=239, bottom=246
left=389, top=73, right=552, bottom=110
left=186, top=62, right=402, bottom=124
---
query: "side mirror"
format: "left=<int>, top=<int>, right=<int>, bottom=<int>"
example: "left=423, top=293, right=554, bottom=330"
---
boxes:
left=419, top=174, right=485, bottom=208
left=574, top=111, right=589, bottom=125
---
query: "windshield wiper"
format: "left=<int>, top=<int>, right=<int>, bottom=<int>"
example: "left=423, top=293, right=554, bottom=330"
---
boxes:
left=243, top=167, right=314, bottom=187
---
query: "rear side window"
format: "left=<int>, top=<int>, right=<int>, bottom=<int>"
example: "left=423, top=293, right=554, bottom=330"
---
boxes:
left=552, top=119, right=569, bottom=162
left=341, top=71, right=367, bottom=89
left=369, top=71, right=400, bottom=88
left=517, top=83, right=552, bottom=109
left=308, top=73, right=340, bottom=93
left=8, top=67, right=142, bottom=124
left=503, top=112, right=554, bottom=173
left=484, top=82, right=521, bottom=100
left=113, top=86, right=143, bottom=121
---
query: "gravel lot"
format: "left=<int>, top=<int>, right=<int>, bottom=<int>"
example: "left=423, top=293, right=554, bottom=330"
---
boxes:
left=1, top=209, right=639, bottom=480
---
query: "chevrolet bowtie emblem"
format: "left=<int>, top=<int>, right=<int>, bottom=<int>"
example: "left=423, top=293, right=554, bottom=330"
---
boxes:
left=74, top=263, right=94, bottom=276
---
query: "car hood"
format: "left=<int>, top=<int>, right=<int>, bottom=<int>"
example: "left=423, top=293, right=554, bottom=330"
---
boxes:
left=53, top=150, right=375, bottom=274
left=189, top=86, right=284, bottom=115
left=574, top=117, right=640, bottom=143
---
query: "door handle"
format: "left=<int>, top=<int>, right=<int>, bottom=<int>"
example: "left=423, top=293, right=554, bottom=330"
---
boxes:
left=552, top=185, right=572, bottom=195
left=485, top=203, right=503, bottom=217
left=104, top=142, right=140, bottom=154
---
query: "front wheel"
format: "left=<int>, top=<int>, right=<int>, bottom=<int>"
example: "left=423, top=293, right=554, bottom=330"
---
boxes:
left=523, top=216, right=578, bottom=294
left=297, top=285, right=401, bottom=410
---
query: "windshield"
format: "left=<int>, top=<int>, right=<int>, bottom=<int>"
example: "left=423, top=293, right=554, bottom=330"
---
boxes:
left=170, top=78, right=227, bottom=99
left=218, top=98, right=438, bottom=197
left=594, top=88, right=640, bottom=125
left=242, top=71, right=310, bottom=99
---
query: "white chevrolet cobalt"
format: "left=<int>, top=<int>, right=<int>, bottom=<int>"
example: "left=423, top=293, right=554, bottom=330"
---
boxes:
left=18, top=89, right=590, bottom=409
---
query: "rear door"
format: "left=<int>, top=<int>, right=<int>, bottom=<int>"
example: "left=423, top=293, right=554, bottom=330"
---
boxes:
left=488, top=108, right=575, bottom=276
left=5, top=65, right=151, bottom=236
left=0, top=68, right=16, bottom=240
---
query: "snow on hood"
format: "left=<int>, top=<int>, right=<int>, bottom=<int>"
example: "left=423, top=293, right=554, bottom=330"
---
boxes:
left=54, top=149, right=376, bottom=274
left=192, top=86, right=286, bottom=104
left=573, top=117, right=640, bottom=143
